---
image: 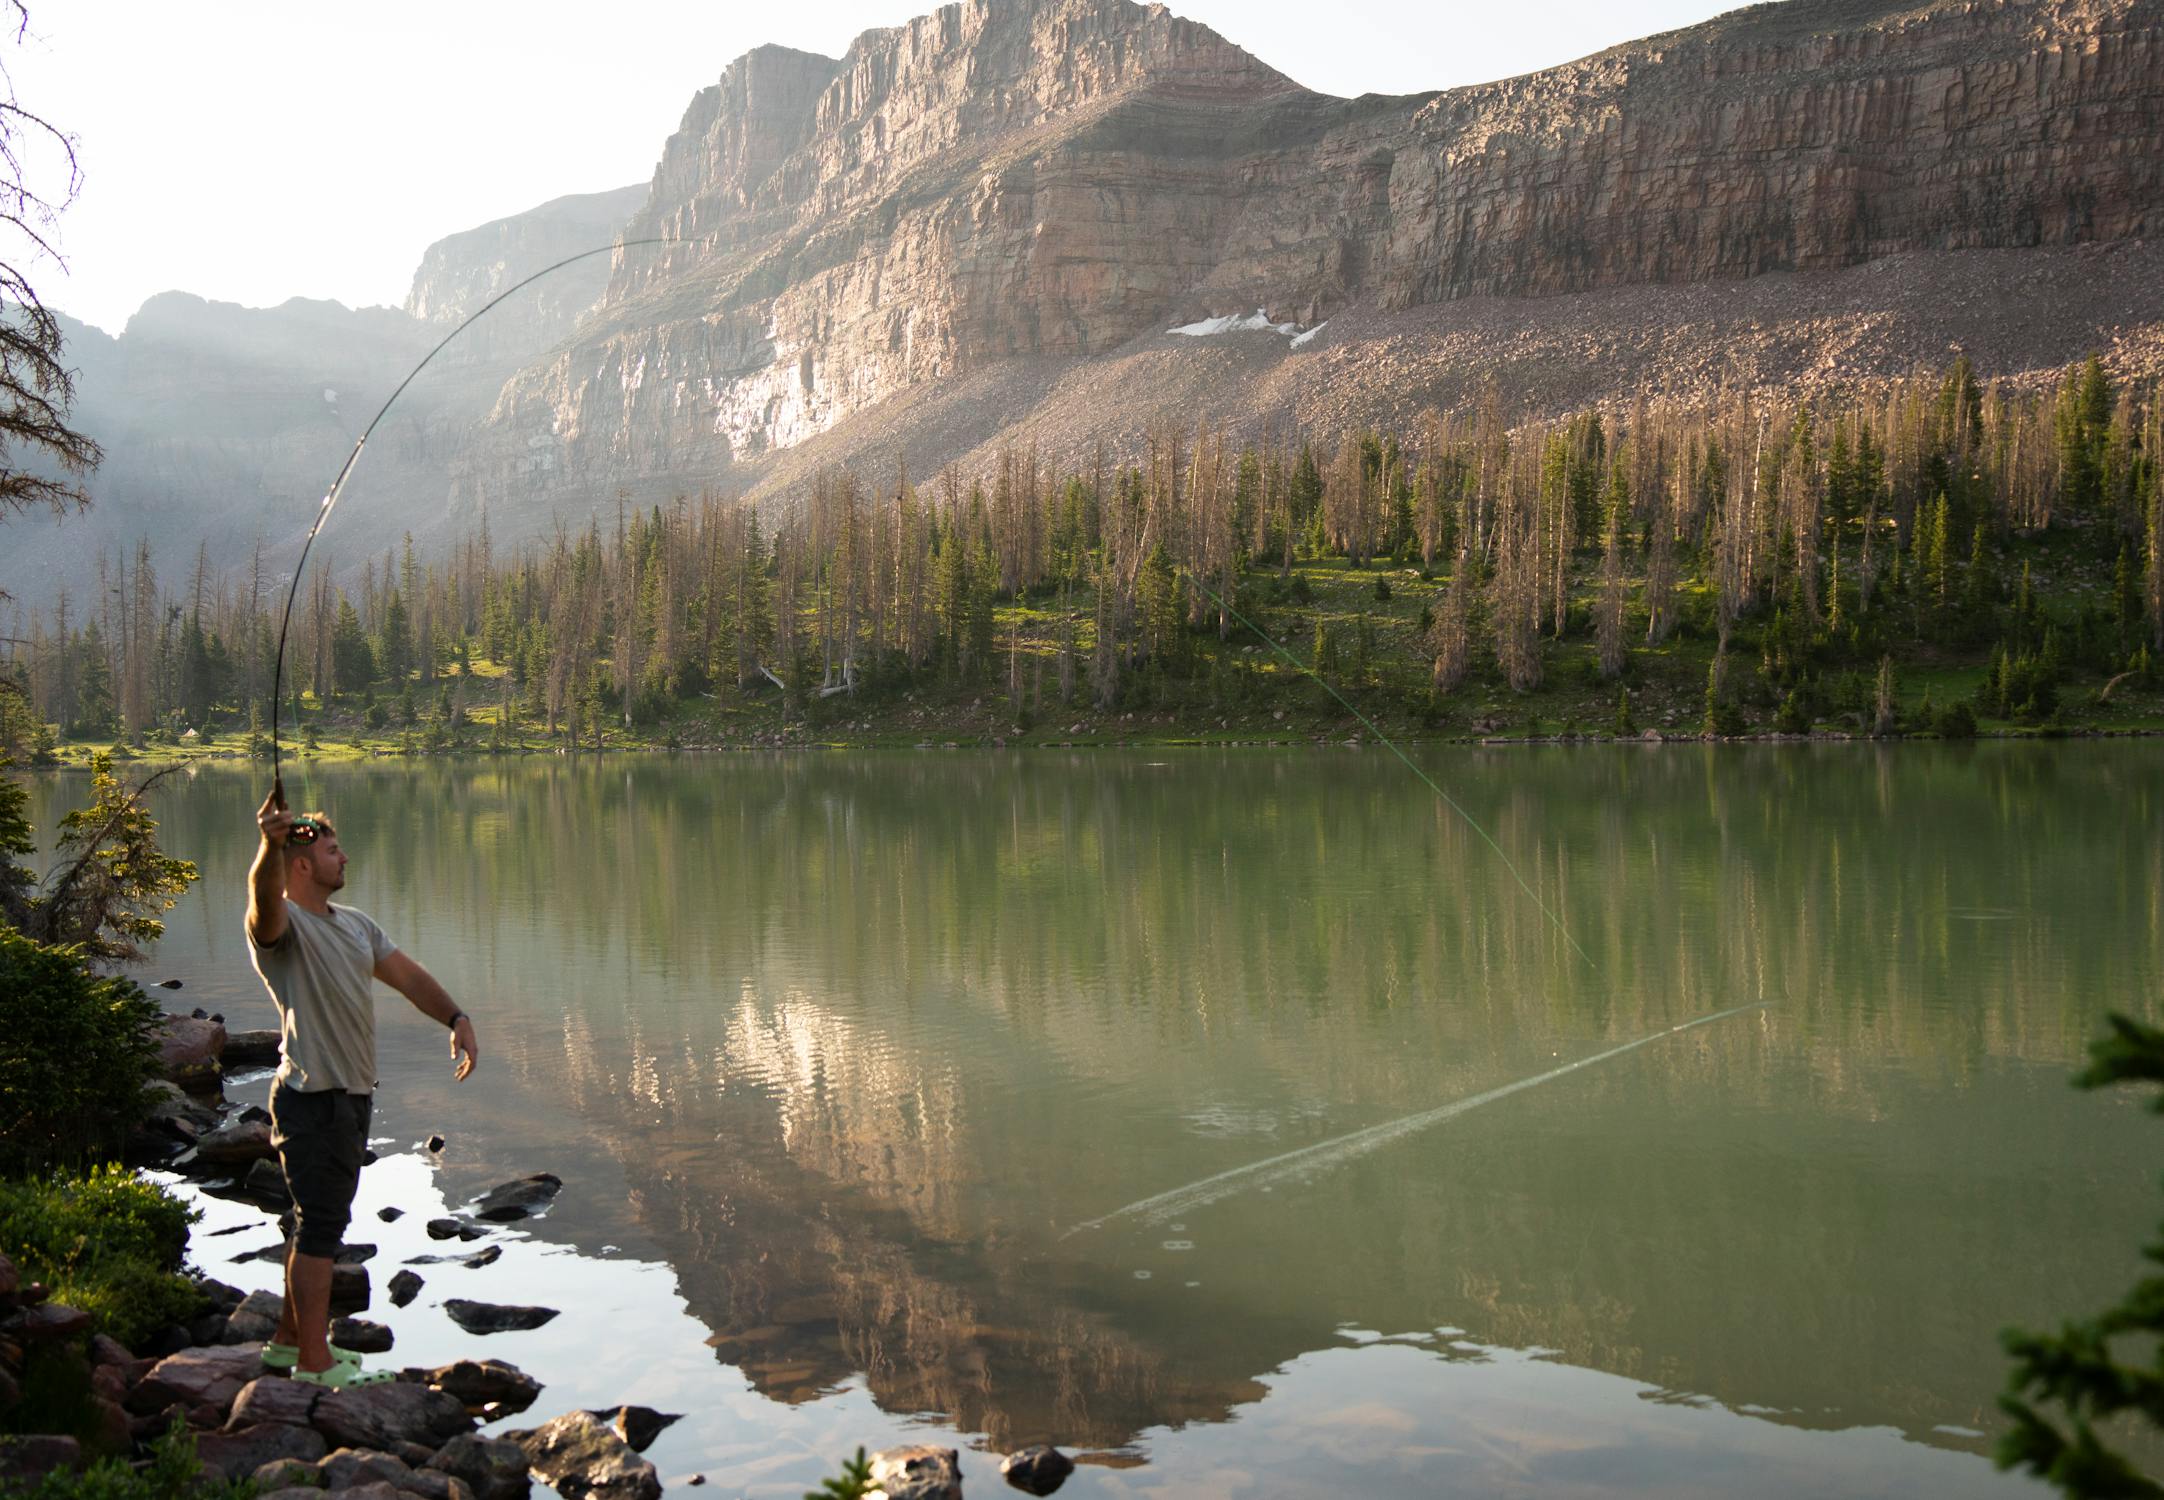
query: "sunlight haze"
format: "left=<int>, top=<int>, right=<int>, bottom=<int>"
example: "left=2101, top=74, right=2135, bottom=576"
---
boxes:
left=14, top=0, right=1745, bottom=334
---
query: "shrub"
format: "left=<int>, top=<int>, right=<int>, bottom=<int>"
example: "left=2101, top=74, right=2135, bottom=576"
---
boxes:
left=0, top=929, right=162, bottom=1176
left=0, top=1168, right=202, bottom=1348
left=1933, top=698, right=1980, bottom=739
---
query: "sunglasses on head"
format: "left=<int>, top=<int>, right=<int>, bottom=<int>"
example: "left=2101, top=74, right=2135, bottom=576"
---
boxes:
left=288, top=817, right=324, bottom=846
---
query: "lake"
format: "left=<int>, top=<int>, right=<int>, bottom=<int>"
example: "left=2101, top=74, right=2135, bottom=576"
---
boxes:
left=30, top=743, right=2163, bottom=1498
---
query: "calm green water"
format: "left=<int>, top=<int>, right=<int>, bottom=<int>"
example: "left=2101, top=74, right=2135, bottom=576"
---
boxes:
left=32, top=745, right=2164, bottom=1497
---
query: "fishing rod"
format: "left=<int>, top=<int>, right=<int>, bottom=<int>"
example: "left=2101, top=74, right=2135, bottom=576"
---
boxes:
left=267, top=235, right=680, bottom=807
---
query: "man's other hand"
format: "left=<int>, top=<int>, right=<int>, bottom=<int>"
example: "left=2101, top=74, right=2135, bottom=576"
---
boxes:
left=451, top=1015, right=479, bottom=1082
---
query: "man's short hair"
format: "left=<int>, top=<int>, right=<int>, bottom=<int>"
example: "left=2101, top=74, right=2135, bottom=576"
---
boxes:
left=284, top=812, right=336, bottom=862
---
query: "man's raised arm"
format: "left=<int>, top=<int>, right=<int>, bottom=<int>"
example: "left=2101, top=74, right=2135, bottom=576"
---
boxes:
left=249, top=787, right=291, bottom=947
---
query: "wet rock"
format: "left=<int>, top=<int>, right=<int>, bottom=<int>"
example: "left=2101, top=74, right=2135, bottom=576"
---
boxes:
left=243, top=1158, right=292, bottom=1208
left=378, top=1207, right=405, bottom=1223
left=144, top=1081, right=219, bottom=1141
left=196, top=1119, right=275, bottom=1166
left=1000, top=1445, right=1074, bottom=1495
left=471, top=1175, right=561, bottom=1222
left=196, top=1422, right=327, bottom=1480
left=443, top=1300, right=558, bottom=1335
left=331, top=1317, right=394, bottom=1354
left=868, top=1445, right=963, bottom=1500
left=310, top=1380, right=474, bottom=1452
left=587, top=1407, right=679, bottom=1454
left=427, top=1433, right=532, bottom=1500
left=426, top=1135, right=446, bottom=1153
left=507, top=1411, right=660, bottom=1500
left=336, top=1244, right=379, bottom=1265
left=11, top=1303, right=91, bottom=1341
left=129, top=1343, right=267, bottom=1413
left=0, top=1435, right=81, bottom=1487
left=388, top=1270, right=425, bottom=1308
left=155, top=1014, right=226, bottom=1087
left=404, top=1245, right=499, bottom=1269
left=329, top=1265, right=371, bottom=1316
left=426, top=1218, right=489, bottom=1242
left=405, top=1359, right=542, bottom=1415
left=229, top=1376, right=321, bottom=1430
left=223, top=1030, right=283, bottom=1068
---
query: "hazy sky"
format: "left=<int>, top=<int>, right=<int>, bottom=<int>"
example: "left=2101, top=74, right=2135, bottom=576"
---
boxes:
left=9, top=0, right=1745, bottom=335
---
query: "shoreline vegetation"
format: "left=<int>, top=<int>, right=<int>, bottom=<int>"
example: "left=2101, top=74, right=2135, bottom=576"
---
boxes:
left=4, top=356, right=2162, bottom=767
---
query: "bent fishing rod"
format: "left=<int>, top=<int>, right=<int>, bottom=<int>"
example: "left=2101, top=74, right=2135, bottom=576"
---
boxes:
left=260, top=240, right=1594, bottom=975
left=266, top=236, right=680, bottom=807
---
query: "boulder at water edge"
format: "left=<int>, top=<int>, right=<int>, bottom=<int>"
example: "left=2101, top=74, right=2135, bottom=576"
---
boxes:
left=869, top=1445, right=963, bottom=1500
left=506, top=1412, right=659, bottom=1500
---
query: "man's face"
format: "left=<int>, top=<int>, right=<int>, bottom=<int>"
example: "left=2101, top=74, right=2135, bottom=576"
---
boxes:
left=295, top=833, right=347, bottom=892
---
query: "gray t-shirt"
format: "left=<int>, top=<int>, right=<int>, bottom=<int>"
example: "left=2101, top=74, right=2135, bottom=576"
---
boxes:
left=248, top=903, right=396, bottom=1094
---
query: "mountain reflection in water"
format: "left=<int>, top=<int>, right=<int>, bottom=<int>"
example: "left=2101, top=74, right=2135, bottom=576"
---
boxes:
left=63, top=744, right=2161, bottom=1486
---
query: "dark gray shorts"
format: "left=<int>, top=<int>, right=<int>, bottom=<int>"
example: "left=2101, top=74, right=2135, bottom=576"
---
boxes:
left=269, top=1082, right=371, bottom=1258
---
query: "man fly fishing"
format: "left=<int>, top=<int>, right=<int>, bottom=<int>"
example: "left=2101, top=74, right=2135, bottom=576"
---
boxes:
left=247, top=786, right=479, bottom=1386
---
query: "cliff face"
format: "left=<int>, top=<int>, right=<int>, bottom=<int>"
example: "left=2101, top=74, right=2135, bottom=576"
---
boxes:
left=458, top=0, right=2164, bottom=520
left=11, top=0, right=2164, bottom=608
left=403, top=184, right=646, bottom=368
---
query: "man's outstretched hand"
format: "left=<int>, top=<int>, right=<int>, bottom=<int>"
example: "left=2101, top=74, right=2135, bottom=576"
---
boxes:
left=258, top=786, right=295, bottom=849
left=450, top=1015, right=480, bottom=1082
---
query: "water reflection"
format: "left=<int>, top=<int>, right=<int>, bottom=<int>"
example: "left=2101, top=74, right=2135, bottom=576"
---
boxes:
left=41, top=743, right=2162, bottom=1485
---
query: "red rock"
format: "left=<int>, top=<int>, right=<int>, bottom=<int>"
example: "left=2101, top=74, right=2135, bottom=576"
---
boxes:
left=0, top=1435, right=81, bottom=1486
left=155, top=1014, right=226, bottom=1085
left=227, top=1376, right=320, bottom=1431
left=195, top=1423, right=327, bottom=1482
left=129, top=1343, right=266, bottom=1415
left=13, top=1303, right=90, bottom=1341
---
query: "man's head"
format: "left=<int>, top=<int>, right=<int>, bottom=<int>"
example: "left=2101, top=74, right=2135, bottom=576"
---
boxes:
left=284, top=813, right=347, bottom=895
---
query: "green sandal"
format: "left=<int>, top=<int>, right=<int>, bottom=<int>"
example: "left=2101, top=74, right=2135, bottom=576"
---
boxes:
left=291, top=1362, right=396, bottom=1389
left=262, top=1341, right=362, bottom=1372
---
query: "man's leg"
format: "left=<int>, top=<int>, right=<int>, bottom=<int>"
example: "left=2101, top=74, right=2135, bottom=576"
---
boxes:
left=281, top=1245, right=336, bottom=1369
left=269, top=1085, right=366, bottom=1372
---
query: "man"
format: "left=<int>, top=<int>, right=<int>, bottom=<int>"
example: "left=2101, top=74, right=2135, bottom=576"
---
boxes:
left=247, top=788, right=478, bottom=1387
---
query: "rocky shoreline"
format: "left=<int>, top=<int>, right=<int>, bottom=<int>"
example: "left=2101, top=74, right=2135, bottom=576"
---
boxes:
left=1, top=1012, right=1071, bottom=1500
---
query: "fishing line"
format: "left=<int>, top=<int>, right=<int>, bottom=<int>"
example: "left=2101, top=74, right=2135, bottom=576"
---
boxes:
left=1063, top=999, right=1767, bottom=1237
left=267, top=236, right=681, bottom=805
left=1184, top=568, right=1597, bottom=973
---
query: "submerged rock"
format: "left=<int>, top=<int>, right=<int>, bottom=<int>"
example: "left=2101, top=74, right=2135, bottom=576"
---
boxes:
left=443, top=1299, right=558, bottom=1335
left=472, top=1175, right=562, bottom=1222
left=1000, top=1445, right=1074, bottom=1495
left=585, top=1407, right=680, bottom=1453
